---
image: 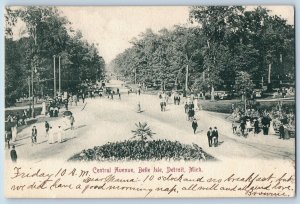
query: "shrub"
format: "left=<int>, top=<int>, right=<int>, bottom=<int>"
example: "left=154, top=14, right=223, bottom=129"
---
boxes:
left=131, top=122, right=155, bottom=141
left=68, top=140, right=215, bottom=162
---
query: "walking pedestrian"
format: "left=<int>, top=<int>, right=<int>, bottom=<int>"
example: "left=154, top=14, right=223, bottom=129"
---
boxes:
left=246, top=119, right=252, bottom=134
left=5, top=130, right=11, bottom=149
left=45, top=121, right=50, bottom=137
left=192, top=118, right=198, bottom=134
left=262, top=115, right=271, bottom=135
left=254, top=119, right=259, bottom=134
left=70, top=115, right=75, bottom=130
left=240, top=120, right=246, bottom=136
left=31, top=126, right=37, bottom=144
left=57, top=126, right=63, bottom=143
left=73, top=94, right=78, bottom=106
left=232, top=121, right=237, bottom=134
left=82, top=93, right=85, bottom=103
left=10, top=145, right=17, bottom=162
left=49, top=106, right=54, bottom=117
left=111, top=92, right=114, bottom=100
left=212, top=127, right=219, bottom=147
left=64, top=99, right=69, bottom=110
left=279, top=122, right=284, bottom=139
left=283, top=125, right=290, bottom=140
left=188, top=108, right=194, bottom=121
left=207, top=127, right=213, bottom=147
left=184, top=102, right=188, bottom=113
left=137, top=102, right=142, bottom=113
left=160, top=98, right=166, bottom=112
left=11, top=123, right=17, bottom=142
left=54, top=106, right=59, bottom=117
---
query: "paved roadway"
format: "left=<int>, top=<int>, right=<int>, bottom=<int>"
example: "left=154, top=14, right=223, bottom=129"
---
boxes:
left=5, top=93, right=295, bottom=163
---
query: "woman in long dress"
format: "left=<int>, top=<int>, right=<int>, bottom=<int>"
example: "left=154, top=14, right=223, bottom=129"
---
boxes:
left=11, top=124, right=17, bottom=142
left=245, top=119, right=252, bottom=134
left=268, top=121, right=276, bottom=135
left=57, top=126, right=63, bottom=143
left=283, top=125, right=290, bottom=140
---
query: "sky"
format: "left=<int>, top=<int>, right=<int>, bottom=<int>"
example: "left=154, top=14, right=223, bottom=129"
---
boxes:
left=12, top=6, right=294, bottom=64
left=61, top=7, right=191, bottom=64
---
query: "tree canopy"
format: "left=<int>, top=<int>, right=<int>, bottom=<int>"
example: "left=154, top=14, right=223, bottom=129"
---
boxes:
left=5, top=6, right=105, bottom=106
left=111, top=6, right=294, bottom=97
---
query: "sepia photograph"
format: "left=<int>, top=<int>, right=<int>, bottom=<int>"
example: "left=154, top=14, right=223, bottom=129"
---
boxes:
left=4, top=5, right=296, bottom=198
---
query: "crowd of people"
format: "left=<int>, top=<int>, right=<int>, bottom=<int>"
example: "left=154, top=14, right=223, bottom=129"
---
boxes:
left=231, top=104, right=295, bottom=140
left=5, top=109, right=31, bottom=149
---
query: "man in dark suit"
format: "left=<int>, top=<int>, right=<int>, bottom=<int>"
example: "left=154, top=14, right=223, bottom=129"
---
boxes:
left=262, top=115, right=270, bottom=135
left=207, top=127, right=213, bottom=147
left=10, top=145, right=17, bottom=162
left=192, top=118, right=198, bottom=134
left=212, top=127, right=219, bottom=147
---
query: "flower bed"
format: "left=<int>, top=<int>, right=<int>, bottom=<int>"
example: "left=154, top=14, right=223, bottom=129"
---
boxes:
left=68, top=140, right=215, bottom=162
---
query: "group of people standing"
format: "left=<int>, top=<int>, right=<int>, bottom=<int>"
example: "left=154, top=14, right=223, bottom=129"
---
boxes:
left=173, top=93, right=181, bottom=105
left=207, top=127, right=219, bottom=147
left=45, top=122, right=65, bottom=144
left=106, top=88, right=121, bottom=100
left=185, top=102, right=196, bottom=121
left=31, top=115, right=75, bottom=146
left=159, top=92, right=168, bottom=112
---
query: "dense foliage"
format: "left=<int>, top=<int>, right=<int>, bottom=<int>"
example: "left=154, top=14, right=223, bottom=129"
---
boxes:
left=111, top=6, right=294, bottom=96
left=5, top=7, right=105, bottom=106
left=68, top=140, right=214, bottom=162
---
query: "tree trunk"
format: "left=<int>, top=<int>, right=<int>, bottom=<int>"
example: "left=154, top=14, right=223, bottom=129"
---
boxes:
left=268, top=63, right=271, bottom=83
left=210, top=85, right=215, bottom=101
left=185, top=64, right=189, bottom=91
left=244, top=94, right=247, bottom=113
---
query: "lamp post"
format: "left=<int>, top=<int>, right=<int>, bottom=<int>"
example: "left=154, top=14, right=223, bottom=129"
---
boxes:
left=58, top=55, right=61, bottom=95
left=53, top=55, right=56, bottom=98
left=31, top=66, right=35, bottom=118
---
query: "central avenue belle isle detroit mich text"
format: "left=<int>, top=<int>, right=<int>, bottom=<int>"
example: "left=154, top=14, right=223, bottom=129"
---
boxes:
left=92, top=166, right=201, bottom=174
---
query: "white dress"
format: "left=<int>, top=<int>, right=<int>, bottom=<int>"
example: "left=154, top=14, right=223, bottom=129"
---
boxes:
left=57, top=127, right=63, bottom=143
left=11, top=126, right=17, bottom=142
left=41, top=102, right=46, bottom=115
left=246, top=121, right=251, bottom=129
left=269, top=122, right=276, bottom=135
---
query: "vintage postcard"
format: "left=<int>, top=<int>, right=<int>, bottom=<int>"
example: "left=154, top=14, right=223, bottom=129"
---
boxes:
left=4, top=6, right=295, bottom=198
